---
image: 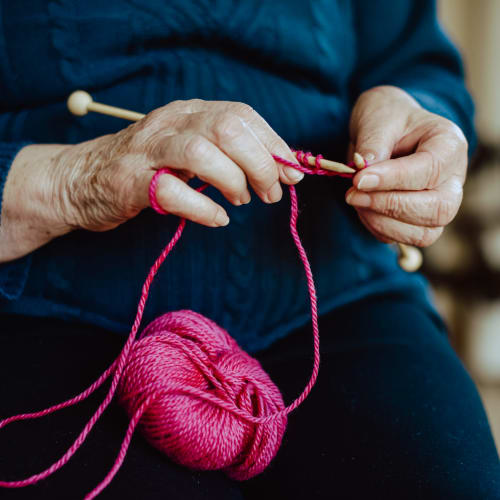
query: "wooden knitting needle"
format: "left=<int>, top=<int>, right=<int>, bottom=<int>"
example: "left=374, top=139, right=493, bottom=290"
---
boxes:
left=300, top=156, right=355, bottom=174
left=67, top=90, right=355, bottom=175
left=67, top=90, right=422, bottom=271
left=67, top=90, right=145, bottom=122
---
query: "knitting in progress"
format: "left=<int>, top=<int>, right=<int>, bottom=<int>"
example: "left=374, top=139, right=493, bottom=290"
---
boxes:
left=0, top=152, right=354, bottom=499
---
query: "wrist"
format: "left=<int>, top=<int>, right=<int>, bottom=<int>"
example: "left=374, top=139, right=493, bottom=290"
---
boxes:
left=54, top=133, right=119, bottom=231
left=0, top=144, right=71, bottom=262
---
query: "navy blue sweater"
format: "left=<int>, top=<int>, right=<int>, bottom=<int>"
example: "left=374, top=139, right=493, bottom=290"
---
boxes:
left=0, top=0, right=474, bottom=352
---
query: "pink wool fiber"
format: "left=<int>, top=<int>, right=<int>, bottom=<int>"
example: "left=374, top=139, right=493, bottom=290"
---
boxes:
left=120, top=310, right=287, bottom=480
left=0, top=151, right=355, bottom=499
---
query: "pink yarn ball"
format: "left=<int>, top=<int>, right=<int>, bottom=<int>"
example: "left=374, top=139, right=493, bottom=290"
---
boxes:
left=0, top=170, right=324, bottom=498
left=117, top=310, right=287, bottom=480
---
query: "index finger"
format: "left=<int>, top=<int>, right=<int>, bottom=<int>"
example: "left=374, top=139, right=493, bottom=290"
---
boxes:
left=353, top=151, right=437, bottom=192
left=354, top=126, right=467, bottom=192
left=223, top=102, right=303, bottom=184
left=178, top=99, right=303, bottom=184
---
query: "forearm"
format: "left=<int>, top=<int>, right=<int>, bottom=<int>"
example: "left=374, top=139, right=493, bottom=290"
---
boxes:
left=0, top=144, right=70, bottom=263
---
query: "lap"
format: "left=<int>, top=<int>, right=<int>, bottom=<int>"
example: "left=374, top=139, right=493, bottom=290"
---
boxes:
left=0, top=295, right=499, bottom=499
left=0, top=316, right=244, bottom=500
left=243, top=295, right=500, bottom=499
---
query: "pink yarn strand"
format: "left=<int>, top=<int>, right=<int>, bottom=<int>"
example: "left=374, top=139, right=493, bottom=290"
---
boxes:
left=84, top=398, right=151, bottom=500
left=0, top=174, right=191, bottom=489
left=0, top=151, right=355, bottom=497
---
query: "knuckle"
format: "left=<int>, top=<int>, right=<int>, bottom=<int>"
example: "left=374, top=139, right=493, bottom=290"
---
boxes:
left=432, top=199, right=448, bottom=226
left=356, top=86, right=389, bottom=108
left=223, top=172, right=246, bottom=197
left=167, top=99, right=184, bottom=107
left=163, top=98, right=202, bottom=113
left=184, top=98, right=204, bottom=107
left=230, top=102, right=256, bottom=119
left=213, top=112, right=244, bottom=142
left=367, top=213, right=385, bottom=236
left=414, top=226, right=441, bottom=247
left=392, top=159, right=408, bottom=187
left=442, top=119, right=466, bottom=143
left=134, top=129, right=160, bottom=158
left=209, top=208, right=223, bottom=226
left=139, top=107, right=171, bottom=133
left=128, top=122, right=151, bottom=151
left=183, top=135, right=210, bottom=161
left=384, top=192, right=401, bottom=218
left=268, top=137, right=288, bottom=156
left=159, top=100, right=184, bottom=115
left=131, top=114, right=176, bottom=154
left=250, top=154, right=278, bottom=187
left=142, top=107, right=163, bottom=125
left=440, top=121, right=468, bottom=155
left=423, top=151, right=442, bottom=189
left=433, top=196, right=458, bottom=226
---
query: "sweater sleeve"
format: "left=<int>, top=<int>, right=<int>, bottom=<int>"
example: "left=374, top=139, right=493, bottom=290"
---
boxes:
left=0, top=142, right=33, bottom=300
left=350, top=0, right=476, bottom=153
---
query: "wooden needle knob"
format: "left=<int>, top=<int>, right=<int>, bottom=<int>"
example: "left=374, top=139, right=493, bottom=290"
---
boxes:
left=67, top=90, right=93, bottom=116
left=398, top=243, right=423, bottom=272
left=68, top=90, right=146, bottom=121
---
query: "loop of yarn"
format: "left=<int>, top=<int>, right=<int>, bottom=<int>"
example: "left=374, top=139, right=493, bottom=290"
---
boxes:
left=0, top=151, right=355, bottom=499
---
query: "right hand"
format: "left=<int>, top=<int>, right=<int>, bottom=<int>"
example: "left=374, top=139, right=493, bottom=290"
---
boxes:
left=0, top=100, right=303, bottom=262
left=58, top=99, right=303, bottom=231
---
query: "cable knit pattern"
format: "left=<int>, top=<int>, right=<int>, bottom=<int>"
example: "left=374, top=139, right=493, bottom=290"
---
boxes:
left=0, top=0, right=474, bottom=352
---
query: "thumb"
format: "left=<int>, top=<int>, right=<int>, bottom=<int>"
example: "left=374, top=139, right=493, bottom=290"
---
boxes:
left=349, top=95, right=407, bottom=165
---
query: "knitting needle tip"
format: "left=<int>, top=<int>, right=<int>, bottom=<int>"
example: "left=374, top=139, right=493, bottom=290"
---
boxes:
left=353, top=152, right=366, bottom=169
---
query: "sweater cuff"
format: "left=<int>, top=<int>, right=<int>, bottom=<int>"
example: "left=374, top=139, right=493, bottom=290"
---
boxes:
left=0, top=142, right=33, bottom=301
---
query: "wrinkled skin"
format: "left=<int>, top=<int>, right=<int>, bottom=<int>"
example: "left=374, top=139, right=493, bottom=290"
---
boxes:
left=346, top=85, right=468, bottom=247
left=0, top=86, right=468, bottom=263
left=0, top=100, right=302, bottom=262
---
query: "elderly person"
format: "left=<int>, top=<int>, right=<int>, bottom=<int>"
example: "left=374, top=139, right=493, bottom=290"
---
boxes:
left=0, top=0, right=498, bottom=498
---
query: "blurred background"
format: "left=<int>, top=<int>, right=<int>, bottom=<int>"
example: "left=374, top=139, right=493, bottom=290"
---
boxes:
left=432, top=0, right=500, bottom=445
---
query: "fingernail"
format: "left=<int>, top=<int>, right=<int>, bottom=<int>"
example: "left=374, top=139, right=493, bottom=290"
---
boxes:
left=346, top=191, right=371, bottom=208
left=215, top=210, right=230, bottom=226
left=284, top=166, right=304, bottom=183
left=357, top=174, right=379, bottom=191
left=267, top=182, right=283, bottom=203
left=364, top=153, right=376, bottom=162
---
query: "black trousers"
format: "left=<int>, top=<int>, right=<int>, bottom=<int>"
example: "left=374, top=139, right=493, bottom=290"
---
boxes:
left=1, top=295, right=499, bottom=499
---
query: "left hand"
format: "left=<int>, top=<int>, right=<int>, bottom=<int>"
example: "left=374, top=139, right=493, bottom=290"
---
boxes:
left=346, top=85, right=468, bottom=247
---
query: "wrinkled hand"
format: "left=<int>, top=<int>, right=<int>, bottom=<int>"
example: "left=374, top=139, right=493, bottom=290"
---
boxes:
left=57, top=99, right=303, bottom=232
left=1, top=100, right=303, bottom=262
left=346, top=86, right=468, bottom=247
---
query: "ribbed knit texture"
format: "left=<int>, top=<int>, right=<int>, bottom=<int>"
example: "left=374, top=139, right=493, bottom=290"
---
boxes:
left=0, top=0, right=475, bottom=352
